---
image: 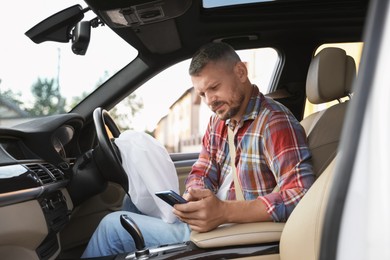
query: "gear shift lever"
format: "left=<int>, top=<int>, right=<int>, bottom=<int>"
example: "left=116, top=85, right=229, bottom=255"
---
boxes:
left=120, top=214, right=150, bottom=258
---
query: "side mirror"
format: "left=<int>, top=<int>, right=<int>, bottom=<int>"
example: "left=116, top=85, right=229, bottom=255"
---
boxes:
left=71, top=21, right=91, bottom=55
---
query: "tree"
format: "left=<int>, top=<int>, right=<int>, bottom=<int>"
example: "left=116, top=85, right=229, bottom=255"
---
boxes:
left=68, top=92, right=89, bottom=110
left=0, top=80, right=27, bottom=117
left=0, top=88, right=23, bottom=107
left=93, top=70, right=144, bottom=131
left=28, top=78, right=66, bottom=116
left=109, top=94, right=144, bottom=131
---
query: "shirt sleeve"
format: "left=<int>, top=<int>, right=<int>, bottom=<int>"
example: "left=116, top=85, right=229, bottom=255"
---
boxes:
left=258, top=110, right=314, bottom=222
left=184, top=117, right=220, bottom=194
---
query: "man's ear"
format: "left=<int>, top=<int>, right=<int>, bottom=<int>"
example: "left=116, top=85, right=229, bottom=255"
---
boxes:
left=234, top=61, right=248, bottom=82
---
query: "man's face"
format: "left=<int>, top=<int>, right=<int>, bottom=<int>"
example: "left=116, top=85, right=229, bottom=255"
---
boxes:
left=191, top=61, right=246, bottom=121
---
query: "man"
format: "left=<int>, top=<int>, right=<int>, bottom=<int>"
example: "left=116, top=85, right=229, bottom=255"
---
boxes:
left=81, top=42, right=314, bottom=257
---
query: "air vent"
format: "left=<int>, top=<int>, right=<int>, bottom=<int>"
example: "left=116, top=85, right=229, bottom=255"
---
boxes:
left=42, top=163, right=64, bottom=181
left=26, top=164, right=54, bottom=184
left=25, top=163, right=65, bottom=185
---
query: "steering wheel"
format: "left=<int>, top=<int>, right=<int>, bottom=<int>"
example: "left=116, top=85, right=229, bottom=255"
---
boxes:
left=92, top=107, right=128, bottom=193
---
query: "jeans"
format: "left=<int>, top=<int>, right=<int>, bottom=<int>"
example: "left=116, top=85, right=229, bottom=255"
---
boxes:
left=81, top=197, right=191, bottom=258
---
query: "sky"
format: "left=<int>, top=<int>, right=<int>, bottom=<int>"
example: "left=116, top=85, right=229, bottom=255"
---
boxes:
left=0, top=1, right=135, bottom=99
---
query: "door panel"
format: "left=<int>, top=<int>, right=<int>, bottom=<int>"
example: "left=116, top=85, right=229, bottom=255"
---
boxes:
left=170, top=152, right=198, bottom=194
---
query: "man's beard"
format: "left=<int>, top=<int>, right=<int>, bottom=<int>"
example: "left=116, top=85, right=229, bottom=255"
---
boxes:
left=217, top=105, right=240, bottom=120
left=211, top=95, right=244, bottom=121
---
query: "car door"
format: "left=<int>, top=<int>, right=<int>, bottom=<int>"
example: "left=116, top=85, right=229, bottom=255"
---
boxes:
left=319, top=0, right=390, bottom=259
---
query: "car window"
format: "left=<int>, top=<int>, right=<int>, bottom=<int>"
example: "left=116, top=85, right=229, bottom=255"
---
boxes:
left=110, top=47, right=279, bottom=153
left=0, top=0, right=137, bottom=127
left=303, top=42, right=364, bottom=118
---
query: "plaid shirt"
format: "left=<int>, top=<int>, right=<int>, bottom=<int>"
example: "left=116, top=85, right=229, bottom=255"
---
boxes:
left=185, top=86, right=314, bottom=222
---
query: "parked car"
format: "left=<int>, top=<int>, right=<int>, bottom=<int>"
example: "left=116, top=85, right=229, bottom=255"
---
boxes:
left=1, top=0, right=388, bottom=259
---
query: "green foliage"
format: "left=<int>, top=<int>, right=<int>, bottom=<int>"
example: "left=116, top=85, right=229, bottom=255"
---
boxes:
left=1, top=73, right=145, bottom=133
left=28, top=78, right=66, bottom=116
left=68, top=92, right=89, bottom=110
left=0, top=89, right=23, bottom=107
left=97, top=70, right=145, bottom=131
left=109, top=94, right=144, bottom=131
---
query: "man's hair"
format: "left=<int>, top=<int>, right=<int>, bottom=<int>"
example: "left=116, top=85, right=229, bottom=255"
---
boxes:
left=189, top=42, right=241, bottom=76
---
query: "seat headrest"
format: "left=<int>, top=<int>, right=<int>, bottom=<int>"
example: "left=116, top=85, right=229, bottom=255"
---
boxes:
left=306, top=47, right=356, bottom=104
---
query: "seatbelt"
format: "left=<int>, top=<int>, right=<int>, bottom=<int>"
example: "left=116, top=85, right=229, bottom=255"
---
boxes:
left=227, top=127, right=245, bottom=201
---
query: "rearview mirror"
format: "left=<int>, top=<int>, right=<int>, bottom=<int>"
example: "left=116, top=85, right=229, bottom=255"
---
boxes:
left=71, top=21, right=91, bottom=55
left=25, top=5, right=87, bottom=44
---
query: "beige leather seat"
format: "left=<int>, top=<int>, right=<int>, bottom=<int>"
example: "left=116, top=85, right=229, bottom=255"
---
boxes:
left=232, top=157, right=337, bottom=260
left=262, top=48, right=357, bottom=260
left=301, top=47, right=356, bottom=178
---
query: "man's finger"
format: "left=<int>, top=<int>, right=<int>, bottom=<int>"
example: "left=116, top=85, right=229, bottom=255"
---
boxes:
left=188, top=188, right=212, bottom=200
left=174, top=198, right=203, bottom=213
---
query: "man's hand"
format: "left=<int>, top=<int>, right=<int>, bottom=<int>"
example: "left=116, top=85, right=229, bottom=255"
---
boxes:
left=176, top=188, right=273, bottom=232
left=173, top=188, right=226, bottom=232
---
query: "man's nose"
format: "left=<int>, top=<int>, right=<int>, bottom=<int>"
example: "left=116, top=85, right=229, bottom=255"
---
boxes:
left=205, top=93, right=215, bottom=106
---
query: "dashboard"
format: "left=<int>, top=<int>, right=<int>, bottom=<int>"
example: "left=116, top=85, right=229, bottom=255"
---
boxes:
left=0, top=113, right=85, bottom=259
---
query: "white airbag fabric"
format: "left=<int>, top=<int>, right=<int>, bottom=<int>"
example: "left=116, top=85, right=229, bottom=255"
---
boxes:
left=115, top=130, right=179, bottom=223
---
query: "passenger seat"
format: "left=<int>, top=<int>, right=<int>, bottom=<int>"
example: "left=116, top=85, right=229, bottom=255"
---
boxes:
left=272, top=48, right=357, bottom=260
left=301, top=47, right=356, bottom=178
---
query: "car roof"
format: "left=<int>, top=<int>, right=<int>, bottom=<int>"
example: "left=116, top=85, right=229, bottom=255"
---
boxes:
left=68, top=0, right=368, bottom=121
left=84, top=0, right=369, bottom=60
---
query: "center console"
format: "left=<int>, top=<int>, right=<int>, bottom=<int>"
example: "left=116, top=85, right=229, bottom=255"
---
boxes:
left=36, top=190, right=70, bottom=260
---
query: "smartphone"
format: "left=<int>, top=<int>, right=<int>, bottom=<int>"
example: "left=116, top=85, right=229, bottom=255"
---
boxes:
left=155, top=190, right=187, bottom=206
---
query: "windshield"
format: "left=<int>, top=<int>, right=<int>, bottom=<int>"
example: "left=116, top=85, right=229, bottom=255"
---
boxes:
left=0, top=1, right=137, bottom=127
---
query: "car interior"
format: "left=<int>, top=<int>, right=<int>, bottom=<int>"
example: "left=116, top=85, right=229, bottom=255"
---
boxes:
left=0, top=0, right=373, bottom=259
